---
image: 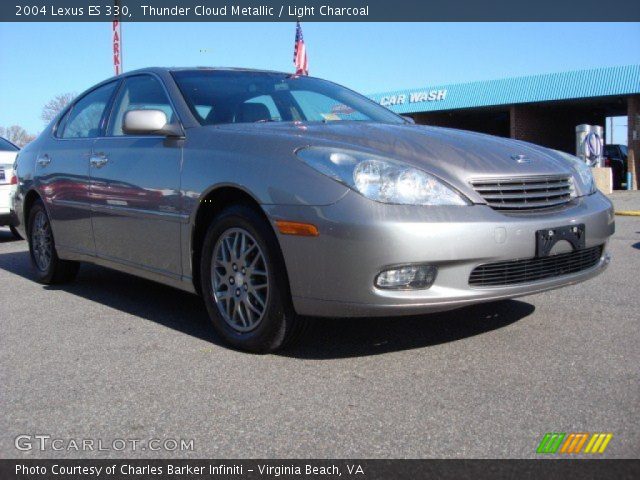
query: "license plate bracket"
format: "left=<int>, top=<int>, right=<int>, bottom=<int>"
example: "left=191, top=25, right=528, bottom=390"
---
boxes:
left=536, top=224, right=585, bottom=257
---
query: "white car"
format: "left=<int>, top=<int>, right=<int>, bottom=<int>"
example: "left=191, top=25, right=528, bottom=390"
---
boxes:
left=0, top=136, right=20, bottom=238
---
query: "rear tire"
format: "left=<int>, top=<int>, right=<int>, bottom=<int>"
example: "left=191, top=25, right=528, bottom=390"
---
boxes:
left=9, top=225, right=22, bottom=240
left=200, top=204, right=305, bottom=353
left=28, top=200, right=79, bottom=284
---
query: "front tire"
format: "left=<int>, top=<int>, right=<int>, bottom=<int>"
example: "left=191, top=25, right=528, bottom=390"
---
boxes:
left=28, top=200, right=79, bottom=284
left=200, top=204, right=305, bottom=353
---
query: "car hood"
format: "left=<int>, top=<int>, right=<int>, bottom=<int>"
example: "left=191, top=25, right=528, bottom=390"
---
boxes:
left=215, top=122, right=575, bottom=195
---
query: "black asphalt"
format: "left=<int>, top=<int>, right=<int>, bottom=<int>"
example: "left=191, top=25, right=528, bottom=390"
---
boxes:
left=1, top=214, right=638, bottom=458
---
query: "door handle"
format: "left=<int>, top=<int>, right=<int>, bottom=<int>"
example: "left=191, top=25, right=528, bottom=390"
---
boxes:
left=90, top=154, right=109, bottom=168
left=37, top=154, right=51, bottom=167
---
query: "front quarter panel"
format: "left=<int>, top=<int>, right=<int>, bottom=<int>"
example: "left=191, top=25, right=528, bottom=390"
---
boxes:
left=180, top=127, right=350, bottom=213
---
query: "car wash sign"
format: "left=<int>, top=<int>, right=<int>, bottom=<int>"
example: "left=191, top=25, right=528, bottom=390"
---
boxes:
left=379, top=89, right=447, bottom=107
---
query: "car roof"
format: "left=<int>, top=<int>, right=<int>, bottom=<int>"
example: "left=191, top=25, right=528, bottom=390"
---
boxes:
left=118, top=66, right=292, bottom=78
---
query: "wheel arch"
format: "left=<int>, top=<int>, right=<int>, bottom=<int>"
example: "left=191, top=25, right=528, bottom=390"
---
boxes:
left=22, top=189, right=45, bottom=236
left=190, top=185, right=282, bottom=295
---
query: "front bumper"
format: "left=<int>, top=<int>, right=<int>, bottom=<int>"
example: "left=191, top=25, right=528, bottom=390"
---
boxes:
left=0, top=213, right=18, bottom=226
left=264, top=191, right=615, bottom=317
left=0, top=208, right=18, bottom=227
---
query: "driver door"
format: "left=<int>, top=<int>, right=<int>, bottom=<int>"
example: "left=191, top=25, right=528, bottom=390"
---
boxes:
left=90, top=74, right=183, bottom=277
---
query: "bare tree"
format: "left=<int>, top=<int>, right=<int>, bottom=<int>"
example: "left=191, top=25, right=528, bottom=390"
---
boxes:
left=41, top=92, right=76, bottom=124
left=0, top=125, right=36, bottom=148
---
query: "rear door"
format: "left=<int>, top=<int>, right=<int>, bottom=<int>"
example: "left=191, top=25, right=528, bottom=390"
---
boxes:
left=90, top=74, right=183, bottom=276
left=37, top=81, right=119, bottom=254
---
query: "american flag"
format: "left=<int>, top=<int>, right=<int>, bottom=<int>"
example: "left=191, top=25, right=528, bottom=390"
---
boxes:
left=293, top=21, right=308, bottom=75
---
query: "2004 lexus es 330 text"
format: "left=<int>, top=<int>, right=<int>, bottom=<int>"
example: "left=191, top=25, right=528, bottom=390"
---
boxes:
left=13, top=68, right=614, bottom=352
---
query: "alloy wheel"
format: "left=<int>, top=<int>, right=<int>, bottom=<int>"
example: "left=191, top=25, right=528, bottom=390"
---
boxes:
left=211, top=228, right=269, bottom=332
left=32, top=210, right=52, bottom=272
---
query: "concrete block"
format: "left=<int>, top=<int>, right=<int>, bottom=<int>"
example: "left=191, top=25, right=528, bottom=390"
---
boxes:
left=592, top=167, right=613, bottom=195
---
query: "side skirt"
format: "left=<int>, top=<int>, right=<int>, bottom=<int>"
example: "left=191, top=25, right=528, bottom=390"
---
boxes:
left=56, top=245, right=198, bottom=295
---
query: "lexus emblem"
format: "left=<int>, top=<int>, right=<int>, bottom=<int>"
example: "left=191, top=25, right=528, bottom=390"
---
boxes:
left=511, top=154, right=532, bottom=164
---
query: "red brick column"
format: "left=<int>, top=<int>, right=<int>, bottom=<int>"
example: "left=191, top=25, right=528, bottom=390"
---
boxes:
left=628, top=96, right=640, bottom=189
left=509, top=105, right=578, bottom=153
left=510, top=103, right=606, bottom=154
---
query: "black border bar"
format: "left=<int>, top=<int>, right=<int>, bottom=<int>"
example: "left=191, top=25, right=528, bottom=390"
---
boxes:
left=3, top=0, right=640, bottom=22
left=1, top=459, right=640, bottom=480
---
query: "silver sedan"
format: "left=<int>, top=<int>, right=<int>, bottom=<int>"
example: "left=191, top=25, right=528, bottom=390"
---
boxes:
left=13, top=68, right=614, bottom=352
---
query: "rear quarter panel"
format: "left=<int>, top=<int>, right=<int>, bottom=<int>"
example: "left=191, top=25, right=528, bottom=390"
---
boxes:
left=13, top=139, right=41, bottom=235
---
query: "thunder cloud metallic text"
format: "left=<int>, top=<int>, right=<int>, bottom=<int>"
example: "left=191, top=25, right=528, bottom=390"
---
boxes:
left=139, top=5, right=370, bottom=18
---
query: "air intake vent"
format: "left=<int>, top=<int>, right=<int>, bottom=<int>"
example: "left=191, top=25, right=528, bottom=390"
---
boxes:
left=469, top=246, right=603, bottom=287
left=471, top=175, right=573, bottom=210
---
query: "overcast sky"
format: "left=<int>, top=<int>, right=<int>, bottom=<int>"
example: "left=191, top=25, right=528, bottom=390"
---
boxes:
left=1, top=22, right=639, bottom=140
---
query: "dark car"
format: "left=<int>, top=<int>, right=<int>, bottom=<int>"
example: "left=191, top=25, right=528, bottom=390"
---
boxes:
left=603, top=144, right=628, bottom=189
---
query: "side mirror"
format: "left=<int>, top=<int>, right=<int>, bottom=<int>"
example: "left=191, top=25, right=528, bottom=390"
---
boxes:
left=122, top=110, right=183, bottom=137
left=402, top=115, right=416, bottom=124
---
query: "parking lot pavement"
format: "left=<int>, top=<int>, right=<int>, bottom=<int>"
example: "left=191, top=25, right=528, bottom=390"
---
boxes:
left=0, top=216, right=638, bottom=459
left=609, top=190, right=640, bottom=212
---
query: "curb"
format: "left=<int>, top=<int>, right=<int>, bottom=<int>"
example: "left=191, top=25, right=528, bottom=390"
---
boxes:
left=615, top=211, right=640, bottom=216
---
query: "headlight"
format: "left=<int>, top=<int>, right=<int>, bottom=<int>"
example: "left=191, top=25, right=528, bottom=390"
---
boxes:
left=554, top=150, right=596, bottom=196
left=296, top=147, right=469, bottom=206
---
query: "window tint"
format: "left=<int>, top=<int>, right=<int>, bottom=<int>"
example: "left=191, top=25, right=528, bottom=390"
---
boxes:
left=109, top=75, right=175, bottom=136
left=0, top=137, right=18, bottom=151
left=62, top=82, right=118, bottom=139
left=172, top=70, right=404, bottom=125
left=55, top=108, right=71, bottom=138
left=242, top=95, right=281, bottom=121
left=291, top=90, right=368, bottom=122
left=605, top=145, right=626, bottom=159
left=195, top=105, right=213, bottom=118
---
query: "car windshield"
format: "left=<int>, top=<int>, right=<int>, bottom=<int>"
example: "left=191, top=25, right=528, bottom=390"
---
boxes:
left=172, top=70, right=405, bottom=126
left=0, top=137, right=18, bottom=151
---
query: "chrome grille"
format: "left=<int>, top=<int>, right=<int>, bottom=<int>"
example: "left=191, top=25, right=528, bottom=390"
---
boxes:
left=469, top=246, right=603, bottom=287
left=471, top=175, right=573, bottom=210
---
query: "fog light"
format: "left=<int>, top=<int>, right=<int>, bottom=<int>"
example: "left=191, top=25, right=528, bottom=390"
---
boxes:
left=375, top=265, right=437, bottom=290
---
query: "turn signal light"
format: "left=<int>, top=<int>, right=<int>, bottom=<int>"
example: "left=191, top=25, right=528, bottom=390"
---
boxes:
left=275, top=220, right=319, bottom=237
left=10, top=174, right=17, bottom=185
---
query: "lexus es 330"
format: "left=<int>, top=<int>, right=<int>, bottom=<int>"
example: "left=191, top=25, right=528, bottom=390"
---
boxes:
left=13, top=68, right=614, bottom=352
